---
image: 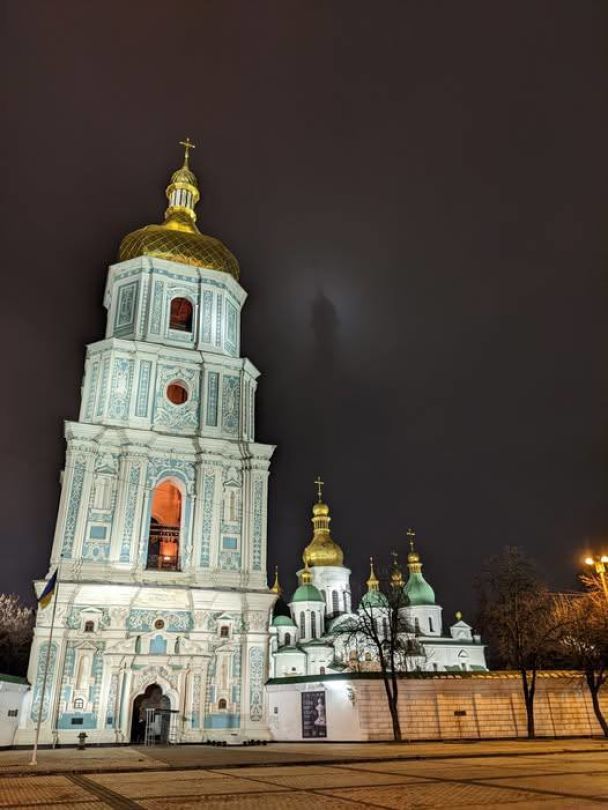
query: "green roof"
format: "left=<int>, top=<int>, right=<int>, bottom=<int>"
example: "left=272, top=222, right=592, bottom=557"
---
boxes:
left=404, top=573, right=435, bottom=606
left=360, top=590, right=388, bottom=609
left=291, top=583, right=324, bottom=603
left=272, top=615, right=296, bottom=627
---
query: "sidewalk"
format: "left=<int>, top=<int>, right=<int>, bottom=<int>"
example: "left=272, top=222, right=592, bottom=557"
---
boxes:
left=1, top=737, right=606, bottom=777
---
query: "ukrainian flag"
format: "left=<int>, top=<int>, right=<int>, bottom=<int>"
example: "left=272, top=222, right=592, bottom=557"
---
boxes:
left=37, top=570, right=58, bottom=609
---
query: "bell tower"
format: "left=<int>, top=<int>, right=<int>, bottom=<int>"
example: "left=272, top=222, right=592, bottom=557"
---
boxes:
left=18, top=142, right=275, bottom=745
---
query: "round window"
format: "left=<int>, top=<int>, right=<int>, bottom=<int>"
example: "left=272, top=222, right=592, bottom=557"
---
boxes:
left=154, top=618, right=165, bottom=630
left=167, top=382, right=188, bottom=405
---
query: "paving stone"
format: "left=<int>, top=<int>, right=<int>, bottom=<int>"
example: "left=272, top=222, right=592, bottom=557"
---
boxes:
left=89, top=770, right=285, bottom=798
left=214, top=764, right=424, bottom=789
left=140, top=793, right=361, bottom=809
left=322, top=780, right=553, bottom=808
left=0, top=775, right=106, bottom=807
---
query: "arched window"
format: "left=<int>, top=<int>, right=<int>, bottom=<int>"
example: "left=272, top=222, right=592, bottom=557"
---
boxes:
left=429, top=617, right=434, bottom=633
left=220, top=625, right=229, bottom=638
left=414, top=617, right=420, bottom=634
left=218, top=698, right=227, bottom=710
left=147, top=481, right=181, bottom=571
left=365, top=652, right=372, bottom=661
left=382, top=617, right=388, bottom=637
left=169, top=297, right=193, bottom=332
left=320, top=666, right=326, bottom=675
left=284, top=632, right=291, bottom=646
left=343, top=592, right=349, bottom=612
left=332, top=590, right=339, bottom=615
left=311, top=612, right=317, bottom=639
left=83, top=621, right=95, bottom=633
left=299, top=611, right=306, bottom=638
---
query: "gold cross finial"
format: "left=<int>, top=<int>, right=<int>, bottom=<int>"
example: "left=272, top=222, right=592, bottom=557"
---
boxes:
left=314, top=475, right=324, bottom=502
left=179, top=137, right=196, bottom=165
left=406, top=527, right=416, bottom=551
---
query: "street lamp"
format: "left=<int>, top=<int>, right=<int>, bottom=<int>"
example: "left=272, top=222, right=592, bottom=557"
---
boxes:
left=584, top=554, right=608, bottom=606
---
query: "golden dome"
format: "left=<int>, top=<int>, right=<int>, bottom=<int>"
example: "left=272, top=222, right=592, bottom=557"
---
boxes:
left=302, top=481, right=344, bottom=567
left=118, top=138, right=240, bottom=280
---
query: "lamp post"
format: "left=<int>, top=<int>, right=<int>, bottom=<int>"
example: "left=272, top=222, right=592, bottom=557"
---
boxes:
left=584, top=554, right=608, bottom=606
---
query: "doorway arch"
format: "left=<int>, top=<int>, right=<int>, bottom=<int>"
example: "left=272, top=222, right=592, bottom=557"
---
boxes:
left=130, top=683, right=171, bottom=744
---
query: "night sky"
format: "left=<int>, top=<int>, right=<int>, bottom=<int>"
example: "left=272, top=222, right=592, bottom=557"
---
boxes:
left=2, top=1, right=607, bottom=618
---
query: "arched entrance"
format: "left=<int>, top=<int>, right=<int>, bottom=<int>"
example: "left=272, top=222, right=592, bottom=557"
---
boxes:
left=130, top=683, right=171, bottom=744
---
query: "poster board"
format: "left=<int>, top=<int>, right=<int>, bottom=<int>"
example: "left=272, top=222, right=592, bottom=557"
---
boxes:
left=301, top=690, right=327, bottom=738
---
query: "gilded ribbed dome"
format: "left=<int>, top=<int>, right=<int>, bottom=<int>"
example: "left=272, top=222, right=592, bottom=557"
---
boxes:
left=302, top=490, right=344, bottom=568
left=118, top=138, right=240, bottom=280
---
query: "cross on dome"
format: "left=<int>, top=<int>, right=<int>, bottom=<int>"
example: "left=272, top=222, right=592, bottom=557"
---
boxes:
left=406, top=527, right=416, bottom=552
left=179, top=136, right=196, bottom=165
left=314, top=475, right=324, bottom=502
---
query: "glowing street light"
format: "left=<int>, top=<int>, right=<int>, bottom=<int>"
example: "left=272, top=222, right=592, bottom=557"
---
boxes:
left=584, top=554, right=608, bottom=606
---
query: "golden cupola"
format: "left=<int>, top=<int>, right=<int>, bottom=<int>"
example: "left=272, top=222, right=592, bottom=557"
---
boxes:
left=302, top=477, right=345, bottom=567
left=119, top=138, right=240, bottom=279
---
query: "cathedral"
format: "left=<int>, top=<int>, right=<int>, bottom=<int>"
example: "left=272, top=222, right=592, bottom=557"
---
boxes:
left=17, top=142, right=275, bottom=744
left=17, top=143, right=486, bottom=747
left=268, top=491, right=487, bottom=680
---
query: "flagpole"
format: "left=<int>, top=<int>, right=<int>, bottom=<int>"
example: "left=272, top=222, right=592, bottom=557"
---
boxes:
left=30, top=564, right=61, bottom=766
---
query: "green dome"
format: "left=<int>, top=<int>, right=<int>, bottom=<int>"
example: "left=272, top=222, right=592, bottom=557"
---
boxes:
left=360, top=590, right=389, bottom=609
left=272, top=615, right=296, bottom=627
left=291, top=583, right=324, bottom=603
left=404, top=573, right=435, bottom=606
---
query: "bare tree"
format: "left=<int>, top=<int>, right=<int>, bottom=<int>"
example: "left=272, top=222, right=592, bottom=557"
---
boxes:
left=476, top=547, right=567, bottom=738
left=329, top=558, right=422, bottom=742
left=0, top=594, right=34, bottom=676
left=553, top=583, right=608, bottom=737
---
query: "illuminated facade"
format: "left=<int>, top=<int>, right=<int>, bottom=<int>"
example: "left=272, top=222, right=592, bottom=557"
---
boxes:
left=17, top=143, right=275, bottom=744
left=269, top=494, right=487, bottom=679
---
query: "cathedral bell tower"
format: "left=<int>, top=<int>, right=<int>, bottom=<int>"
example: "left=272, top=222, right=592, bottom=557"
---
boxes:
left=18, top=141, right=275, bottom=745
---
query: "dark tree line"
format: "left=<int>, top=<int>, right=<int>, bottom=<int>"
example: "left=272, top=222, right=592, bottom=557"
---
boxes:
left=477, top=546, right=608, bottom=738
left=0, top=594, right=34, bottom=676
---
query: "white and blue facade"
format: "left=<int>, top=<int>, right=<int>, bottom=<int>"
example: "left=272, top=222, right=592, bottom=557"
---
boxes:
left=17, top=156, right=275, bottom=745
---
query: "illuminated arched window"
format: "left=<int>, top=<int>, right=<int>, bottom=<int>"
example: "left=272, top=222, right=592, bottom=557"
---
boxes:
left=169, top=297, right=193, bottom=332
left=147, top=481, right=181, bottom=571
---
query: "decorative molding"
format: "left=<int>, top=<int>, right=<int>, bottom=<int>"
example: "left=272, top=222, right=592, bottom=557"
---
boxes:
left=62, top=460, right=86, bottom=557
left=221, top=375, right=240, bottom=435
left=135, top=360, right=152, bottom=418
left=249, top=647, right=264, bottom=721
left=119, top=464, right=142, bottom=563
left=206, top=372, right=219, bottom=427
left=199, top=473, right=215, bottom=568
left=252, top=477, right=264, bottom=571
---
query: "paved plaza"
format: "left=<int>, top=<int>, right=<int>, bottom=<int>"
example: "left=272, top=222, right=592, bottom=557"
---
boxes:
left=0, top=740, right=606, bottom=808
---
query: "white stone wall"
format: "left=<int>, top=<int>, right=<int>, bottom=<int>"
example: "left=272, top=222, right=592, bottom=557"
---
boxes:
left=267, top=672, right=608, bottom=741
left=0, top=680, right=29, bottom=747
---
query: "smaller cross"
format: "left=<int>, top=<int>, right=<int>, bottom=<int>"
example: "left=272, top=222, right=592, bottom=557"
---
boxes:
left=314, top=475, right=324, bottom=502
left=406, top=527, right=416, bottom=551
left=179, top=137, right=196, bottom=164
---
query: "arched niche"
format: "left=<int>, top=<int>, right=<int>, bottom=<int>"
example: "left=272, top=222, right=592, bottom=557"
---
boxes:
left=147, top=479, right=183, bottom=571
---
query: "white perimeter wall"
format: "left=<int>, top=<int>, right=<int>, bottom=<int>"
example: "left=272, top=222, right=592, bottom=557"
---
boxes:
left=267, top=672, right=608, bottom=742
left=0, top=682, right=29, bottom=747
